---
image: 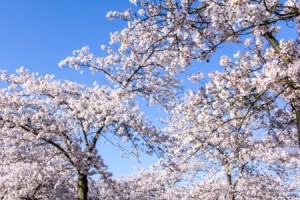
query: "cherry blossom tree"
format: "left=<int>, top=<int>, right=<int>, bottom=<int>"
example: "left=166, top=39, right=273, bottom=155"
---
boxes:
left=60, top=0, right=300, bottom=145
left=0, top=67, right=162, bottom=200
left=58, top=1, right=300, bottom=198
left=2, top=0, right=300, bottom=199
left=163, top=53, right=300, bottom=199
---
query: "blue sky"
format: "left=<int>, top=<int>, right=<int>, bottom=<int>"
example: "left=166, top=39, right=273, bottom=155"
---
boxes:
left=0, top=0, right=131, bottom=83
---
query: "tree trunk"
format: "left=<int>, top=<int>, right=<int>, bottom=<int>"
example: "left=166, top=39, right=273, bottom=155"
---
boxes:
left=77, top=174, right=88, bottom=200
left=226, top=173, right=235, bottom=200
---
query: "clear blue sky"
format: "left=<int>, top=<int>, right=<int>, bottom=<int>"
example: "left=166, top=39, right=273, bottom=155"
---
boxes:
left=0, top=0, right=132, bottom=83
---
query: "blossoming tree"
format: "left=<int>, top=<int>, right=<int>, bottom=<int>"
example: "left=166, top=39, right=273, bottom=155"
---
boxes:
left=164, top=57, right=300, bottom=199
left=58, top=0, right=300, bottom=198
left=0, top=67, right=162, bottom=200
left=60, top=0, right=300, bottom=144
left=1, top=0, right=300, bottom=199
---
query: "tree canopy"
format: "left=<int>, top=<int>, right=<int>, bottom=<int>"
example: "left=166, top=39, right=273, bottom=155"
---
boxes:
left=1, top=0, right=300, bottom=199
